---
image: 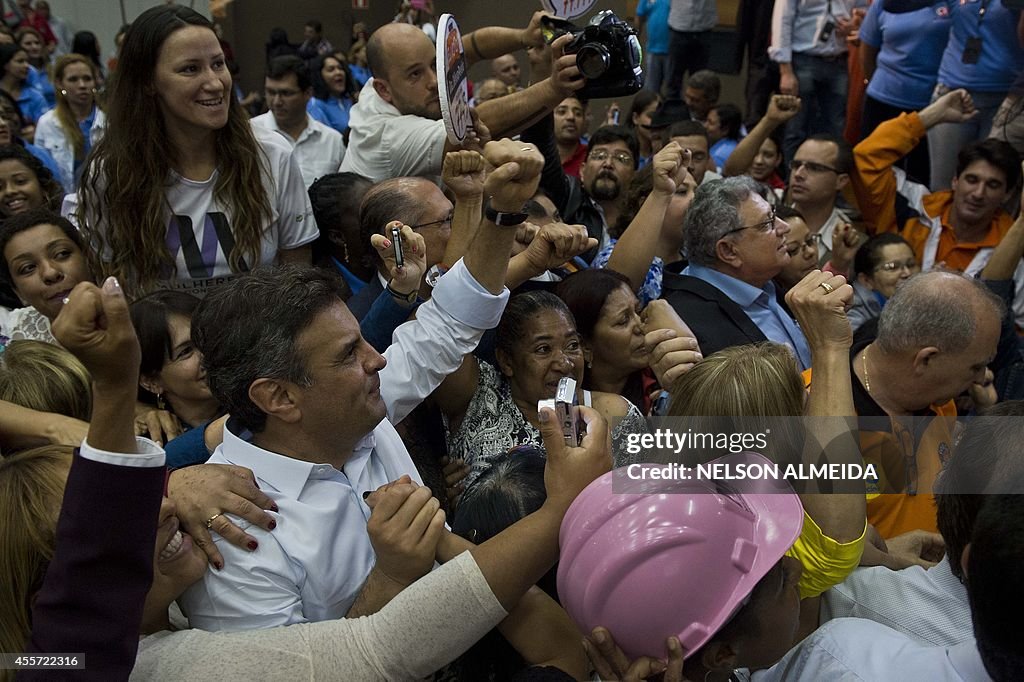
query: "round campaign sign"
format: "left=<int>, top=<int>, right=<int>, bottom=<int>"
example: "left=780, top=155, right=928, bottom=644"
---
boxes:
left=540, top=0, right=598, bottom=20
left=437, top=13, right=471, bottom=145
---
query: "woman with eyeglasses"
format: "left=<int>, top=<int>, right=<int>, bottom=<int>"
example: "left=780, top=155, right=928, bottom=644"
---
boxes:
left=774, top=206, right=864, bottom=313
left=847, top=233, right=919, bottom=331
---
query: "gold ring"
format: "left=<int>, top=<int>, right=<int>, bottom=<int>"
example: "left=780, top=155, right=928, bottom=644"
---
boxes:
left=205, top=513, right=223, bottom=530
left=818, top=281, right=834, bottom=294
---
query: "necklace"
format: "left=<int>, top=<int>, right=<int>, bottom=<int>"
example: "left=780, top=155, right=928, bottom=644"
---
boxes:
left=861, top=346, right=871, bottom=393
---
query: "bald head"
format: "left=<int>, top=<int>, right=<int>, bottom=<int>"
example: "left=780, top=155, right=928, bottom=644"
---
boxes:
left=877, top=271, right=1003, bottom=355
left=366, top=22, right=434, bottom=81
left=491, top=54, right=521, bottom=87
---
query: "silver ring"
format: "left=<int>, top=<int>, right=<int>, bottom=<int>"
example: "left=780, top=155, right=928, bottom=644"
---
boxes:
left=818, top=281, right=834, bottom=294
left=521, top=146, right=533, bottom=152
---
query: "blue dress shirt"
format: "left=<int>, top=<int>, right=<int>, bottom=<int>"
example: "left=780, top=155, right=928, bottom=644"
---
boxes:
left=684, top=263, right=813, bottom=369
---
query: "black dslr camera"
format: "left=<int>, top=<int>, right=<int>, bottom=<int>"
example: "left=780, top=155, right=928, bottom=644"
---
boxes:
left=541, top=11, right=644, bottom=99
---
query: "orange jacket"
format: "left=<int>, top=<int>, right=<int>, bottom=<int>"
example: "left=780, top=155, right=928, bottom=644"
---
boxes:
left=852, top=112, right=1013, bottom=273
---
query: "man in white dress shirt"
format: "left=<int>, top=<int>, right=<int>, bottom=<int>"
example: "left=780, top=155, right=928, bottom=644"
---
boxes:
left=250, top=56, right=346, bottom=189
left=180, top=141, right=546, bottom=631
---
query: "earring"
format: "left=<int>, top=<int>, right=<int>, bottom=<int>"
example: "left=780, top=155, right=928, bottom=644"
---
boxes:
left=59, top=89, right=67, bottom=96
left=587, top=359, right=592, bottom=369
left=156, top=393, right=166, bottom=410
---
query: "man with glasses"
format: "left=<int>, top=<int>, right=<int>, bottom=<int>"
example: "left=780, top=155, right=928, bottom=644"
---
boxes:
left=788, top=133, right=855, bottom=266
left=525, top=123, right=639, bottom=255
left=662, top=176, right=813, bottom=368
left=344, top=175, right=456, bottom=319
left=251, top=56, right=346, bottom=189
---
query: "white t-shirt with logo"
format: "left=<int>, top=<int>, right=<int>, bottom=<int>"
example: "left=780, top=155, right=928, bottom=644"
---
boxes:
left=70, top=128, right=318, bottom=296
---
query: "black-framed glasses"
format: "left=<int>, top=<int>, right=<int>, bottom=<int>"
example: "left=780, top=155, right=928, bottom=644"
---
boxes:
left=790, top=159, right=839, bottom=174
left=410, top=212, right=454, bottom=231
left=724, top=209, right=779, bottom=237
left=784, top=233, right=821, bottom=256
left=875, top=259, right=918, bottom=273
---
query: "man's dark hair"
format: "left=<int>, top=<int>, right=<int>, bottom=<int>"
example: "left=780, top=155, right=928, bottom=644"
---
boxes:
left=936, top=400, right=1024, bottom=581
left=711, top=103, right=743, bottom=141
left=804, top=134, right=854, bottom=174
left=587, top=125, right=639, bottom=169
left=686, top=69, right=720, bottom=102
left=192, top=266, right=348, bottom=433
left=306, top=19, right=323, bottom=34
left=967, top=488, right=1024, bottom=681
left=266, top=55, right=311, bottom=91
left=955, top=138, right=1021, bottom=191
left=669, top=119, right=709, bottom=144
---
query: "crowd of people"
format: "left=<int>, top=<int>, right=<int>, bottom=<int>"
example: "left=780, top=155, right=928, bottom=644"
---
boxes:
left=0, top=0, right=1023, bottom=680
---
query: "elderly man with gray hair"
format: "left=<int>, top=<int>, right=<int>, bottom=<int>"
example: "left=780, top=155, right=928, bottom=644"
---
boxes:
left=662, top=176, right=813, bottom=368
left=847, top=270, right=1001, bottom=538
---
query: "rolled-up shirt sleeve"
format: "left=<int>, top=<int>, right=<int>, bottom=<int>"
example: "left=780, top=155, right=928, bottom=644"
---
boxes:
left=79, top=436, right=166, bottom=468
left=381, top=257, right=509, bottom=424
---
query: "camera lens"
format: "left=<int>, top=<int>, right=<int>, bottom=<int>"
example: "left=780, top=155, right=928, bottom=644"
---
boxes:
left=577, top=44, right=610, bottom=80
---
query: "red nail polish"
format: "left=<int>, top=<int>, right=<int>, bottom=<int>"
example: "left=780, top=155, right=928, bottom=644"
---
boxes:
left=247, top=540, right=258, bottom=551
left=214, top=561, right=223, bottom=571
left=268, top=520, right=277, bottom=530
left=271, top=503, right=279, bottom=512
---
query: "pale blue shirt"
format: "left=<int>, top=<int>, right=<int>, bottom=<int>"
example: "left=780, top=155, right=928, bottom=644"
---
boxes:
left=754, top=618, right=991, bottom=682
left=822, top=558, right=972, bottom=647
left=179, top=258, right=509, bottom=631
left=683, top=263, right=812, bottom=370
left=770, top=0, right=863, bottom=62
left=667, top=0, right=717, bottom=32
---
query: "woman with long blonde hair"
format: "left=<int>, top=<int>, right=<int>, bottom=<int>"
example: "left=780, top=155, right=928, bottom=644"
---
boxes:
left=34, top=54, right=105, bottom=192
left=75, top=5, right=316, bottom=298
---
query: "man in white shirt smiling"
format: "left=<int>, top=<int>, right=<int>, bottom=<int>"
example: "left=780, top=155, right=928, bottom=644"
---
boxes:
left=179, top=141, right=545, bottom=631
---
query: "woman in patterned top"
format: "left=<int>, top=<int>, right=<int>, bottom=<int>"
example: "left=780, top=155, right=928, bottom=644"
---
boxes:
left=436, top=290, right=648, bottom=492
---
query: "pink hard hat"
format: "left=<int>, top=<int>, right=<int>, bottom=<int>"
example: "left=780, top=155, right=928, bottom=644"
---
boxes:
left=557, top=452, right=803, bottom=661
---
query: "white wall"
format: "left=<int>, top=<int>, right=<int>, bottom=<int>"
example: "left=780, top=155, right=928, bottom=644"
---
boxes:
left=41, top=0, right=211, bottom=65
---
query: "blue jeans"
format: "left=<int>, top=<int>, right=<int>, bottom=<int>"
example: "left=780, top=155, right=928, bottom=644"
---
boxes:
left=782, top=52, right=848, bottom=164
left=926, top=84, right=1006, bottom=191
left=644, top=53, right=670, bottom=95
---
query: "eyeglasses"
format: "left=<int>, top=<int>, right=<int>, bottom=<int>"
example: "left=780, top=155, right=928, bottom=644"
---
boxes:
left=724, top=209, right=779, bottom=236
left=265, top=88, right=302, bottom=99
left=875, top=259, right=918, bottom=273
left=784, top=233, right=821, bottom=256
left=790, top=159, right=840, bottom=175
left=589, top=149, right=634, bottom=166
left=409, top=212, right=454, bottom=231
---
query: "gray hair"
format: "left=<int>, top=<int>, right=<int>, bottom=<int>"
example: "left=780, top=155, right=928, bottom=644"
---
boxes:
left=687, top=69, right=720, bottom=101
left=876, top=272, right=1004, bottom=354
left=359, top=177, right=431, bottom=265
left=192, top=265, right=349, bottom=433
left=683, top=176, right=761, bottom=267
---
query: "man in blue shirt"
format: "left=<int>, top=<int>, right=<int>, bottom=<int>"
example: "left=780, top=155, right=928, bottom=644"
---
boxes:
left=662, top=176, right=813, bottom=369
left=636, top=0, right=671, bottom=95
